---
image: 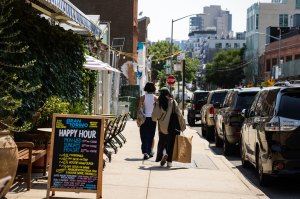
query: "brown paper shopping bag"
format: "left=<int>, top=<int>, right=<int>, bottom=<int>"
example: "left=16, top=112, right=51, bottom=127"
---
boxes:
left=172, top=135, right=193, bottom=163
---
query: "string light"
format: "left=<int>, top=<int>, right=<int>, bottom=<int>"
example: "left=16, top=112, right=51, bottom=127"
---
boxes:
left=98, top=41, right=181, bottom=62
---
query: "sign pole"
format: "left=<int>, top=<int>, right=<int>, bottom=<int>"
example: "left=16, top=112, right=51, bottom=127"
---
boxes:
left=182, top=59, right=185, bottom=115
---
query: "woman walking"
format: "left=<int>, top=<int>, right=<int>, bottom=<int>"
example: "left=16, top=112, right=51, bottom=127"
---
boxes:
left=137, top=82, right=158, bottom=160
left=152, top=87, right=186, bottom=167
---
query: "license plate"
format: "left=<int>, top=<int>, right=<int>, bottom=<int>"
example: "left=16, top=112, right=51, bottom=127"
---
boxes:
left=195, top=114, right=201, bottom=117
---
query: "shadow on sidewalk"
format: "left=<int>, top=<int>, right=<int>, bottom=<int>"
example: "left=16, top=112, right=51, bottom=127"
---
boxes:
left=9, top=179, right=47, bottom=193
left=124, top=158, right=143, bottom=161
left=138, top=165, right=188, bottom=171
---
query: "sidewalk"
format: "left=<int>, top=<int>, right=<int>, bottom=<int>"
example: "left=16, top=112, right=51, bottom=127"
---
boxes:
left=6, top=120, right=269, bottom=199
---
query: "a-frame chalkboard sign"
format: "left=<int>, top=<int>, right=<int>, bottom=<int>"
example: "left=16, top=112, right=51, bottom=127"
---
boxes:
left=46, top=114, right=105, bottom=199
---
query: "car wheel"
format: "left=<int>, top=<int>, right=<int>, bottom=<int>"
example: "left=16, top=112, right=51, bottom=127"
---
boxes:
left=201, top=125, right=206, bottom=137
left=206, top=126, right=214, bottom=141
left=223, top=134, right=232, bottom=156
left=240, top=136, right=250, bottom=168
left=256, top=147, right=270, bottom=186
left=215, top=128, right=222, bottom=147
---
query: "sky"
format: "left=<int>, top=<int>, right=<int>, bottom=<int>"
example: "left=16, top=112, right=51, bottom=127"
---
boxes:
left=138, top=0, right=271, bottom=41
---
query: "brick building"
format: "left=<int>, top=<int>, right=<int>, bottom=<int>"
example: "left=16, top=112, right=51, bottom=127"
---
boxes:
left=264, top=29, right=300, bottom=80
left=138, top=17, right=150, bottom=43
left=69, top=0, right=138, bottom=71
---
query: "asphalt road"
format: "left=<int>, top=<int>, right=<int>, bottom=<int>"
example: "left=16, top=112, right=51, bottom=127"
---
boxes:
left=189, top=122, right=300, bottom=199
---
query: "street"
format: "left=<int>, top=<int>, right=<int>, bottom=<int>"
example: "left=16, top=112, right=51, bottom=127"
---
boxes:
left=190, top=123, right=300, bottom=199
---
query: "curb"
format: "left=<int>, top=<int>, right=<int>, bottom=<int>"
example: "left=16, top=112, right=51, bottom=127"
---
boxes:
left=186, top=126, right=269, bottom=199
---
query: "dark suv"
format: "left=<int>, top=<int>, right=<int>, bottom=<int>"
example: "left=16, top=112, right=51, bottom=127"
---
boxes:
left=214, top=88, right=260, bottom=154
left=187, top=90, right=209, bottom=126
left=240, top=86, right=300, bottom=186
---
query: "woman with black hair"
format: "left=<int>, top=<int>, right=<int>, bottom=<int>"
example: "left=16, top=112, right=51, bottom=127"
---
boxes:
left=137, top=82, right=158, bottom=160
left=152, top=87, right=186, bottom=167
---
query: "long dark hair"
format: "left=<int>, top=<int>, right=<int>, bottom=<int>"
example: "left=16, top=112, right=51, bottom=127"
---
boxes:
left=159, top=89, right=172, bottom=111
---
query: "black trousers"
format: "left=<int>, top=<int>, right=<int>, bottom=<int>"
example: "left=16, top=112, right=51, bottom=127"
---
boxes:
left=139, top=117, right=156, bottom=155
left=155, top=132, right=176, bottom=163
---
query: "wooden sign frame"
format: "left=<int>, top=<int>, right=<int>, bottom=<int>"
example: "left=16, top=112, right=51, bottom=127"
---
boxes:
left=46, top=114, right=105, bottom=199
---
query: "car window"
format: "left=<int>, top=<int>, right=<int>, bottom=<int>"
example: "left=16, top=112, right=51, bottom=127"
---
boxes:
left=193, top=92, right=208, bottom=103
left=211, top=92, right=227, bottom=104
left=249, top=92, right=261, bottom=116
left=235, top=92, right=258, bottom=110
left=223, top=92, right=232, bottom=107
left=254, top=91, right=268, bottom=116
left=261, top=89, right=279, bottom=117
left=278, top=91, right=300, bottom=120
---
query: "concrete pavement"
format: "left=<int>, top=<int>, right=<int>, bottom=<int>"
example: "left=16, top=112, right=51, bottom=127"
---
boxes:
left=6, top=120, right=269, bottom=199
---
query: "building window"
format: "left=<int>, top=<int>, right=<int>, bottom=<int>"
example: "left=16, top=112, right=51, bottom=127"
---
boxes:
left=225, top=43, right=231, bottom=48
left=215, top=43, right=222, bottom=49
left=266, top=59, right=271, bottom=71
left=295, top=54, right=300, bottom=59
left=297, top=0, right=300, bottom=9
left=272, top=58, right=277, bottom=66
left=286, top=55, right=293, bottom=62
left=234, top=43, right=240, bottom=48
left=256, top=14, right=259, bottom=30
left=279, top=14, right=289, bottom=27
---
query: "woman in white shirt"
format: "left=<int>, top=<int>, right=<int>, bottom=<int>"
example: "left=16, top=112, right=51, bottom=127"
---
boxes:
left=137, top=82, right=158, bottom=160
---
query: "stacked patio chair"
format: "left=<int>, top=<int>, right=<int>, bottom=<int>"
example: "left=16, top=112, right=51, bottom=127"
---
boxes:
left=103, top=113, right=129, bottom=166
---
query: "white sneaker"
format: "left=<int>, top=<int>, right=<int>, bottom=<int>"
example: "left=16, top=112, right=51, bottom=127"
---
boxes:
left=167, top=162, right=172, bottom=167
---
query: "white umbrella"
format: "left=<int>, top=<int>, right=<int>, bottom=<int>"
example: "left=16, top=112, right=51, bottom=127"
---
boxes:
left=84, top=55, right=120, bottom=73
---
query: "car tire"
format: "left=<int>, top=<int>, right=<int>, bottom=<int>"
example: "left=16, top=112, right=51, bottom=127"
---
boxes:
left=206, top=126, right=214, bottom=141
left=240, top=136, right=250, bottom=168
left=223, top=134, right=232, bottom=156
left=256, top=147, right=270, bottom=186
left=201, top=124, right=206, bottom=137
left=215, top=129, right=222, bottom=147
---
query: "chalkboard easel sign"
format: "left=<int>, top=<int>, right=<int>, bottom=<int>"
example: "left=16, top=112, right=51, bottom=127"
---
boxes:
left=46, top=114, right=105, bottom=199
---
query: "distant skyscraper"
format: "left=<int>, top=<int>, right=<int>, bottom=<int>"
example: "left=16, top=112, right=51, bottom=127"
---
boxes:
left=189, top=5, right=232, bottom=39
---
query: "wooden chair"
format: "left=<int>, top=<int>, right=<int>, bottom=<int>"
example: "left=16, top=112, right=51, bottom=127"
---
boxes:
left=15, top=133, right=48, bottom=190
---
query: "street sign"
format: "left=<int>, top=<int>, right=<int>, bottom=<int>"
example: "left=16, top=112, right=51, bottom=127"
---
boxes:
left=166, top=75, right=176, bottom=86
left=163, top=65, right=170, bottom=68
left=177, top=52, right=185, bottom=61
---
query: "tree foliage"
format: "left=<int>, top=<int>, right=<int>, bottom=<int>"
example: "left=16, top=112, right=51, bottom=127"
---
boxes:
left=148, top=42, right=199, bottom=87
left=0, top=1, right=96, bottom=127
left=148, top=41, right=177, bottom=82
left=205, top=49, right=245, bottom=88
left=0, top=0, right=37, bottom=126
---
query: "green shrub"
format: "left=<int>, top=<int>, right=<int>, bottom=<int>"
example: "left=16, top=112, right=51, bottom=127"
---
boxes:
left=37, top=96, right=70, bottom=127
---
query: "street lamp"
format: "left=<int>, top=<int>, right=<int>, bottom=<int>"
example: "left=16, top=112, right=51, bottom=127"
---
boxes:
left=170, top=14, right=199, bottom=72
left=170, top=14, right=199, bottom=115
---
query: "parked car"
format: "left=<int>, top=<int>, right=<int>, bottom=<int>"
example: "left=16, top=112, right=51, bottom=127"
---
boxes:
left=289, top=80, right=300, bottom=86
left=240, top=86, right=300, bottom=186
left=214, top=87, right=261, bottom=154
left=273, top=81, right=291, bottom=87
left=187, top=90, right=209, bottom=126
left=200, top=89, right=228, bottom=140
